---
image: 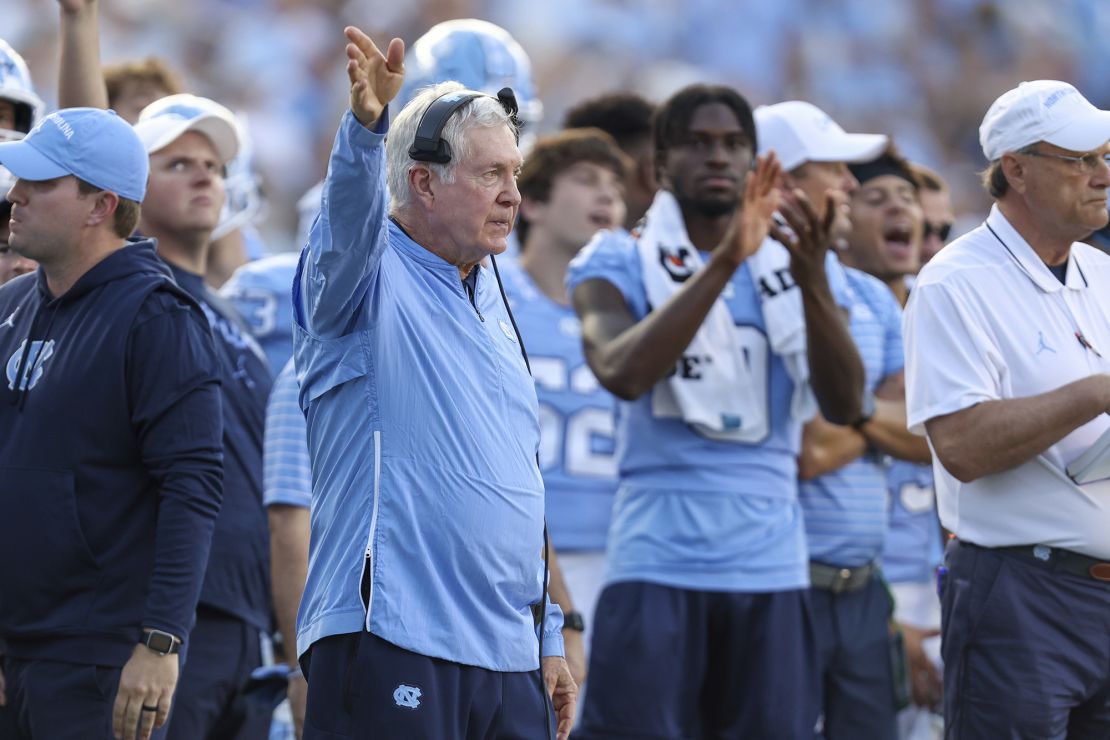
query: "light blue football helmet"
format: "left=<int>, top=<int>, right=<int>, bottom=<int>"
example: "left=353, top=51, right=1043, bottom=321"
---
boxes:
left=0, top=39, right=44, bottom=141
left=397, top=19, right=542, bottom=131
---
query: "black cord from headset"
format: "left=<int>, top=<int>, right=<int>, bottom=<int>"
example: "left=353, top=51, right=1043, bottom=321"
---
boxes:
left=490, top=253, right=555, bottom=740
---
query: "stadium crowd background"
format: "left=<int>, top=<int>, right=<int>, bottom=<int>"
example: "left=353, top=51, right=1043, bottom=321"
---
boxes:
left=8, top=0, right=1110, bottom=252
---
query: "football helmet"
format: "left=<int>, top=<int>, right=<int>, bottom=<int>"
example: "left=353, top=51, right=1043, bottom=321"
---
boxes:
left=397, top=19, right=541, bottom=130
left=0, top=39, right=44, bottom=141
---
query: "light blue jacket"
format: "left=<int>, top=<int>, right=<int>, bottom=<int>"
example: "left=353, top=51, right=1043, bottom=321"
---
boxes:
left=292, top=109, right=562, bottom=671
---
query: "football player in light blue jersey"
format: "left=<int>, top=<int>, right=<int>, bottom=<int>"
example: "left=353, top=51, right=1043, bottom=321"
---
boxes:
left=221, top=251, right=300, bottom=376
left=502, top=128, right=630, bottom=687
left=568, top=84, right=866, bottom=740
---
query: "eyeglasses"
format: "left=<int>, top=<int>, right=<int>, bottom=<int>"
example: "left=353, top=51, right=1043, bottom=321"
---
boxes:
left=1019, top=148, right=1110, bottom=174
left=923, top=221, right=952, bottom=242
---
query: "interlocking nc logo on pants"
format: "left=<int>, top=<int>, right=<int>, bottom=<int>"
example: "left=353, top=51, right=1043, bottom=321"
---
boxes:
left=393, top=684, right=422, bottom=709
left=6, top=340, right=56, bottom=391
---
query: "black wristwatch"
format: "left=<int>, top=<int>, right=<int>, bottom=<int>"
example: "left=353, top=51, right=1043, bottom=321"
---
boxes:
left=562, top=610, right=586, bottom=632
left=850, top=392, right=876, bottom=430
left=141, top=628, right=182, bottom=656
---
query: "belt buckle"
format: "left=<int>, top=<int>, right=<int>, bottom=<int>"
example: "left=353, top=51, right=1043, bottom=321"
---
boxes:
left=831, top=567, right=853, bottom=594
left=1089, top=563, right=1110, bottom=582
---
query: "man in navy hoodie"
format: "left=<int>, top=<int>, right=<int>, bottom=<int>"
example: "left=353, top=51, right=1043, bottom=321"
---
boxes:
left=0, top=108, right=224, bottom=739
left=130, top=96, right=273, bottom=740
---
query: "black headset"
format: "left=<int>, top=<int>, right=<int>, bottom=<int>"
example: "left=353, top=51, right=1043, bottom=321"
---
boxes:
left=408, top=86, right=521, bottom=164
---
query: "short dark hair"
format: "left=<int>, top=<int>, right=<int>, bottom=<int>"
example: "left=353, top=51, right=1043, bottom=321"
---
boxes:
left=76, top=178, right=142, bottom=238
left=652, top=84, right=756, bottom=172
left=515, top=128, right=630, bottom=245
left=104, top=57, right=183, bottom=108
left=563, top=93, right=655, bottom=154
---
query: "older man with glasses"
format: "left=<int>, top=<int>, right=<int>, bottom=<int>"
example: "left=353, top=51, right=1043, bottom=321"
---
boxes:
left=904, top=80, right=1110, bottom=739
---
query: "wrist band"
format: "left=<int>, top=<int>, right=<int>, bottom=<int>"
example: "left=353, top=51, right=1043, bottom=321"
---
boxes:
left=287, top=665, right=303, bottom=679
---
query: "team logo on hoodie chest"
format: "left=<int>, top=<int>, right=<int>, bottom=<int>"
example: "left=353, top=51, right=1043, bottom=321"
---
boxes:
left=6, top=339, right=56, bottom=392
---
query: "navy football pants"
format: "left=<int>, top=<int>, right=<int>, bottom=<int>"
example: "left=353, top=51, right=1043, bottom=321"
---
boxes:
left=573, top=581, right=821, bottom=739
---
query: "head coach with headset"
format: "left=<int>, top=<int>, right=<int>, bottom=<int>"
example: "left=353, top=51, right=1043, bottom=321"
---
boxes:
left=289, top=27, right=576, bottom=740
left=904, top=80, right=1110, bottom=739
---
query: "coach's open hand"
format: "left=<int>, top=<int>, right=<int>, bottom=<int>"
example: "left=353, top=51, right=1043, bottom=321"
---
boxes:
left=344, top=26, right=404, bottom=129
left=543, top=655, right=578, bottom=740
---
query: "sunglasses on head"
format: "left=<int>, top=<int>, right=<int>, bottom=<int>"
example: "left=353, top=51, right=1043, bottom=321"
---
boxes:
left=924, top=221, right=952, bottom=242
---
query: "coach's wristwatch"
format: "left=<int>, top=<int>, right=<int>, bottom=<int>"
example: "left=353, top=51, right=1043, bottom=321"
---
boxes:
left=562, top=611, right=586, bottom=632
left=141, top=628, right=182, bottom=656
left=850, top=391, right=876, bottom=430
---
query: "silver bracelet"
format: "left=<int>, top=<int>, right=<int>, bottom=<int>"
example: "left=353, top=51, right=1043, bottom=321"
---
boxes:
left=287, top=665, right=304, bottom=679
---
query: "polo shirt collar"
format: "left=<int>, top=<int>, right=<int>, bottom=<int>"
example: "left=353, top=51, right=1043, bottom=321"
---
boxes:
left=986, top=205, right=1091, bottom=293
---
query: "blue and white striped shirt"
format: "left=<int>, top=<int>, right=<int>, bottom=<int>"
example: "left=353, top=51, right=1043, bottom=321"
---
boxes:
left=800, top=267, right=904, bottom=567
left=263, top=359, right=311, bottom=509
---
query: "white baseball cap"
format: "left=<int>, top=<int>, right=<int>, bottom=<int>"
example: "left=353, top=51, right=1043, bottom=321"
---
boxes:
left=980, top=80, right=1110, bottom=161
left=754, top=101, right=888, bottom=171
left=132, top=93, right=240, bottom=164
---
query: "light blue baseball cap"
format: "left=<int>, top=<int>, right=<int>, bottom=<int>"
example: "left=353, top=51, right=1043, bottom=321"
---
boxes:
left=0, top=107, right=148, bottom=202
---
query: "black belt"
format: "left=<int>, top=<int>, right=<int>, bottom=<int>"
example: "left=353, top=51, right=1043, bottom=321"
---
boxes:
left=809, top=561, right=878, bottom=594
left=963, top=541, right=1110, bottom=584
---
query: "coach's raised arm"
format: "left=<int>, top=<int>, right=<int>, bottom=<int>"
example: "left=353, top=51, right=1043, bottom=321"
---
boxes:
left=290, top=27, right=576, bottom=740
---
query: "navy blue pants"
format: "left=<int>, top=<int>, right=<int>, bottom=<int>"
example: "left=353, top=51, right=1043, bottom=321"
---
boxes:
left=942, top=541, right=1110, bottom=739
left=573, top=581, right=821, bottom=740
left=0, top=657, right=121, bottom=739
left=165, top=607, right=270, bottom=740
left=810, top=574, right=898, bottom=740
left=0, top=654, right=178, bottom=740
left=300, top=630, right=556, bottom=739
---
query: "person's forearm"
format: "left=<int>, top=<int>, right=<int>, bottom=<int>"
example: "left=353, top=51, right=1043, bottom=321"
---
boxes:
left=581, top=252, right=740, bottom=400
left=926, top=374, right=1110, bottom=482
left=57, top=0, right=109, bottom=110
left=299, top=111, right=390, bottom=338
left=142, top=385, right=224, bottom=638
left=544, top=539, right=575, bottom=615
left=269, top=505, right=310, bottom=666
left=860, top=399, right=931, bottom=463
left=798, top=416, right=868, bottom=480
left=800, top=277, right=863, bottom=425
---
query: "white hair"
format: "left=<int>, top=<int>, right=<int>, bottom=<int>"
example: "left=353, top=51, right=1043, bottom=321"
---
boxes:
left=386, top=81, right=518, bottom=212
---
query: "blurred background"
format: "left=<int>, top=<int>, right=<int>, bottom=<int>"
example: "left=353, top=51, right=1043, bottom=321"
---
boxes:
left=7, top=0, right=1110, bottom=251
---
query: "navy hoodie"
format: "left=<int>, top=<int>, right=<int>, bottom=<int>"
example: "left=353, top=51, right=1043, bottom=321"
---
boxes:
left=167, top=265, right=272, bottom=631
left=0, top=239, right=224, bottom=668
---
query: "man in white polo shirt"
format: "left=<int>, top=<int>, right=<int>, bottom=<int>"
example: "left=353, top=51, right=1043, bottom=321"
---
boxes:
left=904, top=79, right=1110, bottom=739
